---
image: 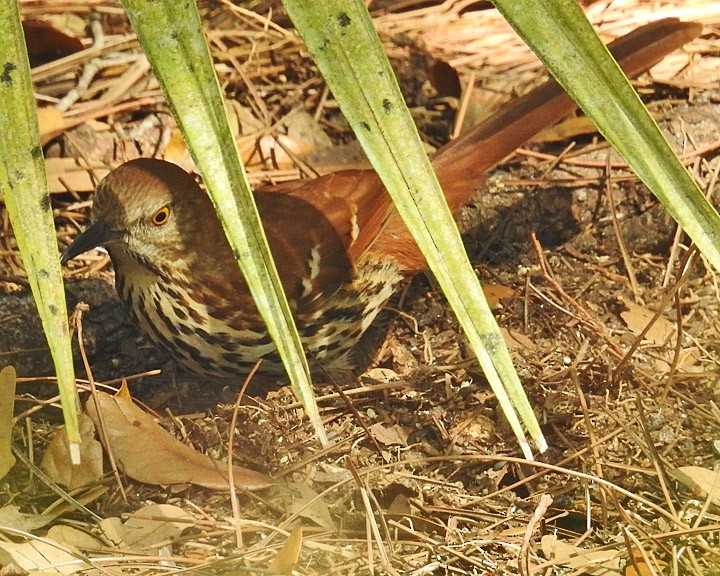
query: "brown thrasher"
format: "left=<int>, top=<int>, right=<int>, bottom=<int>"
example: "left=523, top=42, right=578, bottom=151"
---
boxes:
left=61, top=20, right=698, bottom=380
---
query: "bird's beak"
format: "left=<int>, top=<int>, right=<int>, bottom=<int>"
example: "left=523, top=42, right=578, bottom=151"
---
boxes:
left=61, top=220, right=122, bottom=264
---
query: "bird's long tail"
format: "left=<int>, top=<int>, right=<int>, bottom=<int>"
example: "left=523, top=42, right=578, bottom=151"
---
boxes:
left=371, top=18, right=702, bottom=271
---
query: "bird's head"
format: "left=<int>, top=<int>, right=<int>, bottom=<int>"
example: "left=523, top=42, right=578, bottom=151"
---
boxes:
left=61, top=159, right=216, bottom=273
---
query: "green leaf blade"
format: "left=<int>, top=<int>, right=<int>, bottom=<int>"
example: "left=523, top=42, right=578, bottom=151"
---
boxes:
left=121, top=0, right=326, bottom=444
left=0, top=1, right=79, bottom=454
left=284, top=0, right=544, bottom=456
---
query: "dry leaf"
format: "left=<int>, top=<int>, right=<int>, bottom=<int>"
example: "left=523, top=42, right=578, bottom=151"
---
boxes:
left=268, top=527, right=303, bottom=575
left=670, top=466, right=720, bottom=507
left=0, top=505, right=55, bottom=532
left=0, top=538, right=91, bottom=574
left=429, top=59, right=461, bottom=98
left=652, top=346, right=702, bottom=373
left=369, top=422, right=410, bottom=446
left=541, top=535, right=623, bottom=575
left=47, top=525, right=104, bottom=551
left=624, top=550, right=657, bottom=576
left=85, top=390, right=274, bottom=490
left=483, top=283, right=516, bottom=308
left=362, top=367, right=401, bottom=383
left=501, top=327, right=536, bottom=352
left=43, top=484, right=109, bottom=518
left=240, top=133, right=313, bottom=169
left=449, top=413, right=496, bottom=445
left=162, top=131, right=194, bottom=172
left=286, top=111, right=333, bottom=151
left=226, top=99, right=264, bottom=137
left=620, top=300, right=676, bottom=345
left=41, top=414, right=104, bottom=490
left=269, top=483, right=335, bottom=530
left=100, top=503, right=194, bottom=549
left=0, top=366, right=16, bottom=480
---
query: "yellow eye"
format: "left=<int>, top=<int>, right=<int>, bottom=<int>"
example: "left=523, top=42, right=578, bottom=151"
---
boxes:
left=151, top=206, right=170, bottom=226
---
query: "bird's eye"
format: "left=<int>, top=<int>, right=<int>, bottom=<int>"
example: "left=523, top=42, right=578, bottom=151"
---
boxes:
left=151, top=206, right=171, bottom=226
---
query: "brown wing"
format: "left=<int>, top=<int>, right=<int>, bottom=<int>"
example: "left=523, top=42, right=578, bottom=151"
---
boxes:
left=256, top=170, right=393, bottom=311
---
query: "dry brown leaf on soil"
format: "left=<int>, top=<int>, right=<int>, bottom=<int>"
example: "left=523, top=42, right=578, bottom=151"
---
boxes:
left=268, top=527, right=303, bottom=575
left=483, top=283, right=516, bottom=308
left=236, top=110, right=317, bottom=169
left=99, top=503, right=194, bottom=550
left=619, top=299, right=676, bottom=345
left=166, top=104, right=320, bottom=172
left=0, top=537, right=91, bottom=575
left=624, top=548, right=665, bottom=576
left=619, top=300, right=701, bottom=372
left=42, top=484, right=109, bottom=520
left=0, top=505, right=55, bottom=533
left=46, top=525, right=105, bottom=551
left=85, top=390, right=274, bottom=490
left=0, top=366, right=16, bottom=480
left=531, top=115, right=600, bottom=143
left=23, top=18, right=84, bottom=63
left=501, top=327, right=537, bottom=352
left=449, top=412, right=496, bottom=447
left=41, top=413, right=104, bottom=490
left=541, top=535, right=623, bottom=575
left=267, top=483, right=335, bottom=531
left=241, top=133, right=313, bottom=169
left=368, top=422, right=410, bottom=446
left=653, top=346, right=702, bottom=373
left=670, top=466, right=720, bottom=507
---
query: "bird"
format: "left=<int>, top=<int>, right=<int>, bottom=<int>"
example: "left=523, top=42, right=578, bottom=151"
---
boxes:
left=61, top=19, right=698, bottom=381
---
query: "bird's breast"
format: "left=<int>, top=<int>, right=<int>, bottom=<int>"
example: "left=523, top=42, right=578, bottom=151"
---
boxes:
left=112, top=250, right=404, bottom=379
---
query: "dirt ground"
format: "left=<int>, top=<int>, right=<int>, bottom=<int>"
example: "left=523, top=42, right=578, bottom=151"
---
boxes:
left=2, top=1, right=720, bottom=574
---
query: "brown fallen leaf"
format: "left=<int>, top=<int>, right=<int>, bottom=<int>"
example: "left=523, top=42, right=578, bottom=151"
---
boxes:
left=670, top=466, right=720, bottom=507
left=268, top=483, right=335, bottom=530
left=0, top=538, right=91, bottom=575
left=85, top=390, right=274, bottom=490
left=625, top=547, right=664, bottom=576
left=620, top=299, right=676, bottom=345
left=541, top=535, right=623, bottom=576
left=42, top=484, right=109, bottom=518
left=23, top=19, right=83, bottom=65
left=531, top=115, right=598, bottom=143
left=41, top=413, right=104, bottom=490
left=483, top=283, right=516, bottom=308
left=369, top=422, right=410, bottom=446
left=0, top=505, right=55, bottom=532
left=501, top=327, right=536, bottom=352
left=240, top=133, right=314, bottom=169
left=100, top=503, right=194, bottom=549
left=47, top=524, right=105, bottom=551
left=268, top=527, right=303, bottom=575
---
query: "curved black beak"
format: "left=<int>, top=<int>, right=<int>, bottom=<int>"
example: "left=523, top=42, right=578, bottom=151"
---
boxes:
left=61, top=220, right=122, bottom=264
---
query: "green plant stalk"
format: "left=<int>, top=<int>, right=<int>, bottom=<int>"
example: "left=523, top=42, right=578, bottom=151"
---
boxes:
left=0, top=1, right=80, bottom=458
left=493, top=0, right=720, bottom=272
left=283, top=0, right=545, bottom=456
left=121, top=0, right=327, bottom=444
